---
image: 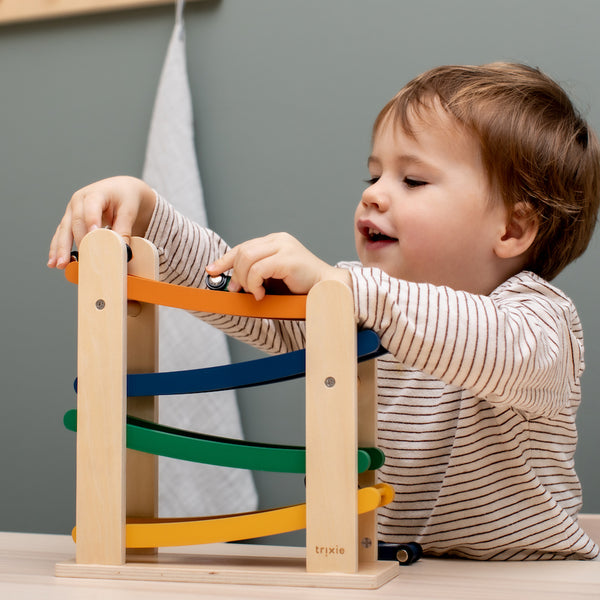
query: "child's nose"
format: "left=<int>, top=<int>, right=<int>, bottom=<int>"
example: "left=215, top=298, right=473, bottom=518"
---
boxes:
left=361, top=181, right=390, bottom=211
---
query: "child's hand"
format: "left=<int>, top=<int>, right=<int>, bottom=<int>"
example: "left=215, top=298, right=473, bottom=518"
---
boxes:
left=47, top=176, right=156, bottom=270
left=206, top=232, right=351, bottom=301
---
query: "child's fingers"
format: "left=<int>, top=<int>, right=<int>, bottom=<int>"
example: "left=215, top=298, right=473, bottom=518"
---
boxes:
left=111, top=204, right=138, bottom=246
left=48, top=188, right=107, bottom=269
left=207, top=239, right=278, bottom=299
left=48, top=218, right=73, bottom=269
left=206, top=249, right=236, bottom=277
left=48, top=176, right=152, bottom=270
left=206, top=233, right=322, bottom=299
left=244, top=255, right=285, bottom=300
left=207, top=240, right=268, bottom=281
left=69, top=191, right=105, bottom=247
left=228, top=239, right=281, bottom=298
left=206, top=250, right=243, bottom=292
left=48, top=207, right=80, bottom=269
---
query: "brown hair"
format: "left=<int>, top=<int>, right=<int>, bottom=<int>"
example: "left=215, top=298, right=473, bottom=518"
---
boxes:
left=374, top=63, right=600, bottom=280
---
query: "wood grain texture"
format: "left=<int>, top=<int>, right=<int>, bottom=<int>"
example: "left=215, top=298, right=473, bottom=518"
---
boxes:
left=305, top=280, right=358, bottom=574
left=0, top=0, right=203, bottom=24
left=76, top=228, right=127, bottom=565
left=357, top=358, right=379, bottom=564
left=125, top=237, right=159, bottom=556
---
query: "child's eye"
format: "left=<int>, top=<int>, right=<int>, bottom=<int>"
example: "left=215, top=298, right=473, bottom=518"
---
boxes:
left=363, top=177, right=379, bottom=186
left=404, top=177, right=427, bottom=188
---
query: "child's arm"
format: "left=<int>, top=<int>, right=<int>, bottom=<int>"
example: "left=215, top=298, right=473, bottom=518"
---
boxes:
left=206, top=234, right=581, bottom=420
left=48, top=176, right=156, bottom=269
left=144, top=199, right=327, bottom=355
left=47, top=181, right=313, bottom=355
left=343, top=265, right=583, bottom=419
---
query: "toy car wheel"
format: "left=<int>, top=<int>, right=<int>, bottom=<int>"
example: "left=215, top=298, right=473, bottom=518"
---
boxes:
left=395, top=542, right=423, bottom=565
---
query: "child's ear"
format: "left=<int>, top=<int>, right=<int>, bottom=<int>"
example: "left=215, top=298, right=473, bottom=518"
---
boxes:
left=494, top=201, right=539, bottom=259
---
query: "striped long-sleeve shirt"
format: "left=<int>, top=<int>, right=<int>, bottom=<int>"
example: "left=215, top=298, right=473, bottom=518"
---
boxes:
left=147, top=195, right=599, bottom=560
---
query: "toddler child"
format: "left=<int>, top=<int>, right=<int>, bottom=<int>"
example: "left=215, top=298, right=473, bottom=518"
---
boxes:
left=48, top=62, right=600, bottom=560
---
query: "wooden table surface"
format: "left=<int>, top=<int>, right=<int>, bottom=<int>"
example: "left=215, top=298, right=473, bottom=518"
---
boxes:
left=2, top=521, right=599, bottom=600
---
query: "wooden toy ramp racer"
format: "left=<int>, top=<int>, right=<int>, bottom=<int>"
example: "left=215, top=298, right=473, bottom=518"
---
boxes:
left=56, top=230, right=400, bottom=590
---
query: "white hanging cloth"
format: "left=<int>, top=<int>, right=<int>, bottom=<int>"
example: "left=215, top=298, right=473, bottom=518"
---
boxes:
left=142, top=0, right=258, bottom=517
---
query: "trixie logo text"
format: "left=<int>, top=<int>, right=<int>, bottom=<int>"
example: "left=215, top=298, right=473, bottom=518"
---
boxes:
left=314, top=546, right=345, bottom=556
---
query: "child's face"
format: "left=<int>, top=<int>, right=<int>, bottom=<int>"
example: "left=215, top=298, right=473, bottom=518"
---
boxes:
left=354, top=106, right=508, bottom=294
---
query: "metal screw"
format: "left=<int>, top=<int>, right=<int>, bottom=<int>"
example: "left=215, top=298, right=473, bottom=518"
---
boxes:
left=95, top=299, right=106, bottom=310
left=361, top=537, right=372, bottom=549
left=324, top=376, right=336, bottom=388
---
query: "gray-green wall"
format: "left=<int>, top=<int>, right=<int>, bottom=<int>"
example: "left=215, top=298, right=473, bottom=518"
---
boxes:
left=1, top=1, right=599, bottom=542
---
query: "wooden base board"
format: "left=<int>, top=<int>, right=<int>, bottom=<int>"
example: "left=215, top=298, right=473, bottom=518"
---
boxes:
left=56, top=548, right=399, bottom=589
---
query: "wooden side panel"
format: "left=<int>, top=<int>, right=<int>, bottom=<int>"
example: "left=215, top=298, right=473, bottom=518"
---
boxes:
left=126, top=238, right=159, bottom=534
left=305, top=280, right=358, bottom=574
left=357, top=358, right=379, bottom=563
left=76, top=229, right=127, bottom=565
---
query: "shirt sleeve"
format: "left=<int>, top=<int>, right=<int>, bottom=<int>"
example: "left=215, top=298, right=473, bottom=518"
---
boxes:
left=343, top=263, right=584, bottom=418
left=144, top=194, right=306, bottom=354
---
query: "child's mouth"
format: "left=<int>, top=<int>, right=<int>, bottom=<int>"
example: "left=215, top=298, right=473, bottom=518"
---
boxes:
left=367, top=228, right=395, bottom=242
left=360, top=224, right=397, bottom=244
